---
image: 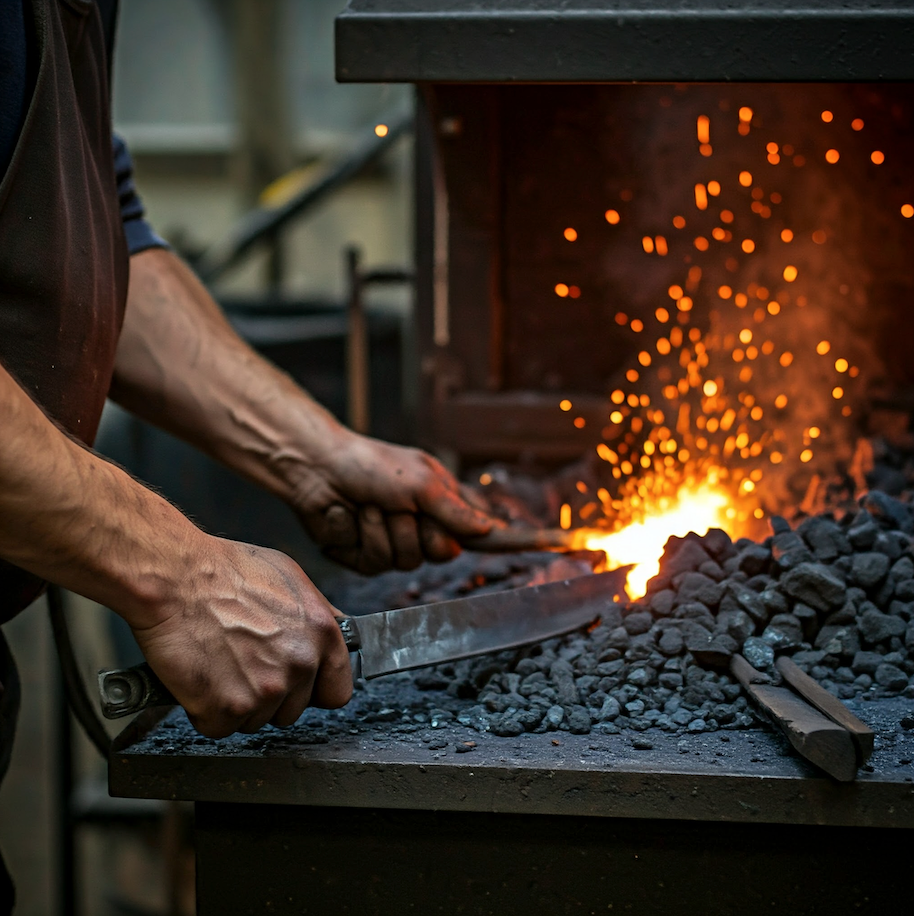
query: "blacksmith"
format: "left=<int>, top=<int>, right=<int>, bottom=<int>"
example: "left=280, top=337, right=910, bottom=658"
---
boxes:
left=0, top=1, right=493, bottom=909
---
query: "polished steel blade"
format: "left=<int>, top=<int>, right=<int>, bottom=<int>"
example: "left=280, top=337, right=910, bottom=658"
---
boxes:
left=349, top=568, right=629, bottom=679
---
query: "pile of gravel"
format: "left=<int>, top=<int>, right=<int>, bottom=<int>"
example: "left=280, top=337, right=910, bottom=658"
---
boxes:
left=409, top=490, right=914, bottom=738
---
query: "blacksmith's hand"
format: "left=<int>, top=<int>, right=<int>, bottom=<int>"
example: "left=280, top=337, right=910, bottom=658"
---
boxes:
left=129, top=537, right=353, bottom=738
left=289, top=431, right=494, bottom=575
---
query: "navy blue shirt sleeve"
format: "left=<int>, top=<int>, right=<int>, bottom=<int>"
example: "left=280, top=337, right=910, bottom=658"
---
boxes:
left=112, top=133, right=170, bottom=255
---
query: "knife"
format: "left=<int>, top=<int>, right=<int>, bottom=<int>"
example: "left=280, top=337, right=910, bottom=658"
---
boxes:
left=97, top=567, right=630, bottom=719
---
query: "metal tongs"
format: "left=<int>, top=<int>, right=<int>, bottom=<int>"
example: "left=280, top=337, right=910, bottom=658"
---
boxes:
left=730, top=653, right=874, bottom=782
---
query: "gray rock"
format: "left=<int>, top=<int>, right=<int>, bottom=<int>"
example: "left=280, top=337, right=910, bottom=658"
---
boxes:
left=491, top=714, right=524, bottom=737
left=800, top=517, right=852, bottom=562
left=567, top=706, right=593, bottom=734
left=671, top=708, right=693, bottom=726
left=662, top=537, right=713, bottom=577
left=847, top=515, right=879, bottom=550
left=687, top=718, right=708, bottom=733
left=761, top=614, right=804, bottom=651
left=742, top=636, right=775, bottom=669
left=858, top=608, right=907, bottom=645
left=627, top=667, right=655, bottom=687
left=823, top=602, right=856, bottom=626
left=649, top=589, right=676, bottom=617
left=773, top=547, right=815, bottom=572
left=874, top=531, right=906, bottom=561
left=722, top=581, right=769, bottom=624
left=658, top=672, right=683, bottom=689
left=605, top=626, right=630, bottom=650
left=792, top=603, right=819, bottom=640
left=674, top=572, right=725, bottom=609
left=701, top=528, right=736, bottom=561
left=686, top=632, right=738, bottom=668
left=698, top=560, right=725, bottom=581
left=771, top=531, right=806, bottom=558
left=761, top=589, right=790, bottom=617
left=624, top=699, right=646, bottom=717
left=891, top=556, right=914, bottom=581
left=597, top=696, right=621, bottom=721
left=851, top=651, right=884, bottom=675
left=781, top=563, right=846, bottom=613
left=874, top=663, right=909, bottom=692
left=894, top=579, right=914, bottom=602
left=769, top=516, right=791, bottom=535
left=738, top=544, right=771, bottom=577
left=658, top=628, right=685, bottom=656
left=862, top=490, right=914, bottom=534
left=850, top=552, right=891, bottom=589
left=717, top=609, right=755, bottom=643
left=814, top=625, right=861, bottom=657
left=623, top=611, right=654, bottom=635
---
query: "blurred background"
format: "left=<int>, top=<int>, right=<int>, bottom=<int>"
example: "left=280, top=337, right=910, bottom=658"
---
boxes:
left=0, top=1, right=413, bottom=913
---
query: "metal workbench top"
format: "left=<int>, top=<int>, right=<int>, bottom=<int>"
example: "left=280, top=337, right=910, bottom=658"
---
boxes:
left=110, top=676, right=914, bottom=829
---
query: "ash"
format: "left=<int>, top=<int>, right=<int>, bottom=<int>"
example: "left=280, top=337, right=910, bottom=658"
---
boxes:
left=327, top=485, right=914, bottom=741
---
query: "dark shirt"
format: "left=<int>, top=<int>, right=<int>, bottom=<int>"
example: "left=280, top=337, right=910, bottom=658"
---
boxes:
left=0, top=0, right=166, bottom=254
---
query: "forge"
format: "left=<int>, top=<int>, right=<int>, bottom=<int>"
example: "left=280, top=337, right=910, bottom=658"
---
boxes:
left=110, top=3, right=914, bottom=913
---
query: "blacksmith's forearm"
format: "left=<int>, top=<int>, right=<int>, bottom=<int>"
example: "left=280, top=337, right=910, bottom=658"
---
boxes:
left=110, top=248, right=348, bottom=504
left=0, top=362, right=203, bottom=628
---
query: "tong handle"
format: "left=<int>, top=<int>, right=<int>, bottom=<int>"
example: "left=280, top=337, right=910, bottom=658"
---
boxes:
left=98, top=617, right=361, bottom=719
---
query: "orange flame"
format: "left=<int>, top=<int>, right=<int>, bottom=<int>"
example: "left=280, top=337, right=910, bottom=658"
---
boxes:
left=574, top=484, right=732, bottom=599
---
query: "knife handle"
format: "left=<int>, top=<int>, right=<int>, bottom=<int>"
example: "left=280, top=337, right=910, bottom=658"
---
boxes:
left=98, top=617, right=361, bottom=720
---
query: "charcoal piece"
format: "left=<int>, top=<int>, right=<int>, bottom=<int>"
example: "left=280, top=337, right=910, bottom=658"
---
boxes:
left=649, top=589, right=676, bottom=617
left=800, top=517, right=852, bottom=562
left=669, top=617, right=716, bottom=645
left=604, top=626, right=630, bottom=650
left=624, top=699, right=646, bottom=717
left=687, top=718, right=708, bottom=733
left=850, top=551, right=891, bottom=589
left=761, top=614, right=804, bottom=651
left=574, top=675, right=599, bottom=696
left=773, top=547, right=815, bottom=573
left=658, top=628, right=685, bottom=656
left=781, top=563, right=846, bottom=612
left=792, top=604, right=819, bottom=640
left=771, top=531, right=806, bottom=559
left=625, top=635, right=655, bottom=658
left=520, top=672, right=547, bottom=696
left=742, top=636, right=775, bottom=670
left=626, top=667, right=655, bottom=688
left=874, top=531, right=906, bottom=561
left=851, top=651, right=884, bottom=675
left=769, top=516, right=792, bottom=535
left=716, top=609, right=755, bottom=643
left=901, top=715, right=914, bottom=730
left=848, top=515, right=880, bottom=550
left=632, top=736, right=655, bottom=750
left=871, top=578, right=897, bottom=608
left=721, top=581, right=769, bottom=624
left=874, top=663, right=909, bottom=692
left=858, top=608, right=907, bottom=644
left=792, top=648, right=826, bottom=667
left=698, top=559, right=725, bottom=581
left=658, top=672, right=683, bottom=689
left=815, top=625, right=861, bottom=657
left=544, top=705, right=565, bottom=730
left=614, top=684, right=639, bottom=705
left=661, top=535, right=712, bottom=576
left=503, top=672, right=522, bottom=694
left=596, top=659, right=624, bottom=677
left=721, top=555, right=741, bottom=576
left=671, top=708, right=693, bottom=726
left=491, top=714, right=524, bottom=737
left=854, top=674, right=873, bottom=689
left=566, top=705, right=592, bottom=734
left=515, top=708, right=545, bottom=731
left=891, top=555, right=914, bottom=581
left=906, top=624, right=914, bottom=648
left=737, top=544, right=771, bottom=577
left=685, top=633, right=738, bottom=669
left=701, top=527, right=736, bottom=561
left=744, top=574, right=774, bottom=593
left=890, top=600, right=914, bottom=620
left=673, top=572, right=725, bottom=609
left=514, top=658, right=539, bottom=677
left=455, top=741, right=475, bottom=754
left=761, top=588, right=790, bottom=617
left=833, top=666, right=856, bottom=684
left=823, top=603, right=856, bottom=626
left=549, top=659, right=579, bottom=706
left=862, top=490, right=914, bottom=533
left=623, top=610, right=653, bottom=635
left=597, top=696, right=621, bottom=721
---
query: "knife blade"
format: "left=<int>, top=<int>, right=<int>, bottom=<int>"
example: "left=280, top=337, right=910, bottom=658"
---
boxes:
left=97, top=567, right=629, bottom=719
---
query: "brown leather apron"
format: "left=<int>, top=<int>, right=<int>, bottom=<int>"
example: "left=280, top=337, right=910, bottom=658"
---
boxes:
left=0, top=0, right=128, bottom=626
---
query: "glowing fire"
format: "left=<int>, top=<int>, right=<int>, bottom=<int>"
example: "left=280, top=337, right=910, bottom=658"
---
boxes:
left=574, top=484, right=731, bottom=598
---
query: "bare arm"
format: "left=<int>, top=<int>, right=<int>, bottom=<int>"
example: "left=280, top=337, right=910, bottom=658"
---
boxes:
left=110, top=248, right=492, bottom=573
left=0, top=362, right=351, bottom=737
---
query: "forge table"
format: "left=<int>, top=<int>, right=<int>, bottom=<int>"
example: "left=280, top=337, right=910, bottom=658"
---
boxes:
left=110, top=682, right=914, bottom=916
